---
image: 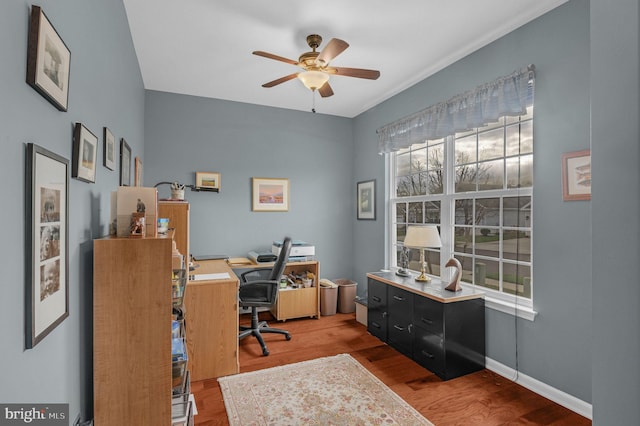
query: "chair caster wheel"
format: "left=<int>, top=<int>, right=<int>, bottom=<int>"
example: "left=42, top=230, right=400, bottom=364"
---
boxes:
left=285, top=334, right=292, bottom=341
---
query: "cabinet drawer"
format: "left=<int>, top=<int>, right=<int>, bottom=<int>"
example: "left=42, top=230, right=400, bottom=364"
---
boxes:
left=388, top=286, right=413, bottom=321
left=413, top=296, right=443, bottom=335
left=388, top=318, right=412, bottom=357
left=413, top=327, right=445, bottom=378
left=368, top=310, right=387, bottom=341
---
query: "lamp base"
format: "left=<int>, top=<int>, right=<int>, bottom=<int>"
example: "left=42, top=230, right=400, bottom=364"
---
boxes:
left=415, top=272, right=431, bottom=282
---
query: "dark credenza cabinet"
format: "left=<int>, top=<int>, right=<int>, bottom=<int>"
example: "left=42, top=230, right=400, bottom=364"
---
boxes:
left=367, top=272, right=486, bottom=381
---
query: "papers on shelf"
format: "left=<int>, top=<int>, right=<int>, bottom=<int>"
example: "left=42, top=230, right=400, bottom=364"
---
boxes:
left=191, top=272, right=231, bottom=281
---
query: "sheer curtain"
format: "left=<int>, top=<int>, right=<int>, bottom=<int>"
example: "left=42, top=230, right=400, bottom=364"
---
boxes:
left=377, top=65, right=535, bottom=154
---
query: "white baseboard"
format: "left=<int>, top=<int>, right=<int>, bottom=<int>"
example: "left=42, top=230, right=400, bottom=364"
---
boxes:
left=485, top=357, right=593, bottom=420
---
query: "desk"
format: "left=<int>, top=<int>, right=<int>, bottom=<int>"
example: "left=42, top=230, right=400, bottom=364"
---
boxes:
left=185, top=259, right=239, bottom=381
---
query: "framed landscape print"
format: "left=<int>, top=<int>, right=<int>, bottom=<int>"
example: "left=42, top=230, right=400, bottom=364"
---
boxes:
left=196, top=171, right=220, bottom=191
left=562, top=150, right=591, bottom=201
left=25, top=143, right=69, bottom=348
left=252, top=177, right=289, bottom=212
left=72, top=123, right=98, bottom=183
left=357, top=179, right=376, bottom=220
left=120, top=138, right=131, bottom=186
left=26, top=6, right=71, bottom=112
left=103, top=127, right=116, bottom=170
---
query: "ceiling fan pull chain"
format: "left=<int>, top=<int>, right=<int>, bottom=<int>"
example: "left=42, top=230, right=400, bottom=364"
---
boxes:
left=312, top=90, right=317, bottom=113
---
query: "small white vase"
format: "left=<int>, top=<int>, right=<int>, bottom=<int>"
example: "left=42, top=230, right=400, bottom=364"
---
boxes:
left=171, top=189, right=185, bottom=200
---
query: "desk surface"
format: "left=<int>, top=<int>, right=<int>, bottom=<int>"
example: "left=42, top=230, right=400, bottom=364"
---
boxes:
left=190, top=259, right=238, bottom=284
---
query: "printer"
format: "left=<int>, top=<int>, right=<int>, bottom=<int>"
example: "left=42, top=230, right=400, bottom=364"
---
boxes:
left=272, top=240, right=315, bottom=257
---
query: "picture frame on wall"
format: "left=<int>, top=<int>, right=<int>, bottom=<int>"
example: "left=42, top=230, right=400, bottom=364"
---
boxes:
left=120, top=138, right=131, bottom=186
left=26, top=6, right=71, bottom=112
left=103, top=127, right=116, bottom=170
left=357, top=179, right=376, bottom=220
left=72, top=123, right=98, bottom=183
left=561, top=150, right=591, bottom=201
left=252, top=177, right=289, bottom=212
left=134, top=157, right=143, bottom=186
left=195, top=171, right=220, bottom=191
left=25, top=143, right=69, bottom=349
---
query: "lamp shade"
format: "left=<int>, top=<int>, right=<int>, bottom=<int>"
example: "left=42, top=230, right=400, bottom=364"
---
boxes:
left=404, top=225, right=442, bottom=249
left=298, top=70, right=329, bottom=91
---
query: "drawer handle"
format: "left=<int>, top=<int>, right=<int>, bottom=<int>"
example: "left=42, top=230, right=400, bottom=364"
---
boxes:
left=382, top=312, right=388, bottom=318
left=372, top=296, right=382, bottom=303
left=421, top=350, right=435, bottom=359
left=421, top=317, right=434, bottom=325
left=371, top=321, right=381, bottom=329
left=393, top=295, right=405, bottom=301
left=393, top=325, right=405, bottom=331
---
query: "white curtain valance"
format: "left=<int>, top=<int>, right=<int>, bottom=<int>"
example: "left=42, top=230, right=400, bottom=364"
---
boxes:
left=377, top=65, right=535, bottom=154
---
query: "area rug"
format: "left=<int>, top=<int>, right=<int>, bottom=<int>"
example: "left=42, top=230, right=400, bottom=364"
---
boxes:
left=218, top=353, right=433, bottom=425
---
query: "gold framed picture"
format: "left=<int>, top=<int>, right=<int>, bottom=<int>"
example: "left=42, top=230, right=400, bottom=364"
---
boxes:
left=195, top=172, right=220, bottom=190
left=561, top=150, right=591, bottom=201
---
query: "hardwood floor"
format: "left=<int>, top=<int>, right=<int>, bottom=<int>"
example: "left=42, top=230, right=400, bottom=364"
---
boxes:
left=191, top=312, right=591, bottom=425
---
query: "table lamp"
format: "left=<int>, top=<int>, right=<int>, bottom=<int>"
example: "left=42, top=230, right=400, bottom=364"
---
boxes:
left=403, top=225, right=442, bottom=282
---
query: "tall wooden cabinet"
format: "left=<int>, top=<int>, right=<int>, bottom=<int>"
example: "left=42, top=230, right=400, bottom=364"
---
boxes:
left=158, top=200, right=190, bottom=260
left=93, top=236, right=173, bottom=425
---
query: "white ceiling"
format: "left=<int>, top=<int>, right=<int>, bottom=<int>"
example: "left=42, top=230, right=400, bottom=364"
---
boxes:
left=123, top=0, right=567, bottom=118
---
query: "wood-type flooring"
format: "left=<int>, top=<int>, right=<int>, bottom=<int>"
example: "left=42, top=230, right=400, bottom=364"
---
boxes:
left=191, top=312, right=591, bottom=425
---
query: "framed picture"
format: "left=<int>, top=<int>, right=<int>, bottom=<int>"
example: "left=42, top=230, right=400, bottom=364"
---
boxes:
left=25, top=143, right=69, bottom=349
left=252, top=177, right=289, bottom=212
left=134, top=157, right=143, bottom=186
left=120, top=138, right=131, bottom=186
left=72, top=123, right=98, bottom=183
left=195, top=171, right=220, bottom=190
left=357, top=179, right=376, bottom=220
left=26, top=6, right=71, bottom=112
left=103, top=127, right=116, bottom=170
left=562, top=150, right=591, bottom=201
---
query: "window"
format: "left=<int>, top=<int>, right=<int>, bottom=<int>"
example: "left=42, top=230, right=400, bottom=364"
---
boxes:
left=390, top=106, right=533, bottom=307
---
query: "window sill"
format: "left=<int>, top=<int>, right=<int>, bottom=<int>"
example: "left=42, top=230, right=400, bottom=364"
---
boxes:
left=485, top=296, right=537, bottom=321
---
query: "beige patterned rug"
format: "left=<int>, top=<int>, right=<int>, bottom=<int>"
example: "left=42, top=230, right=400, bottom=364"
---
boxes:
left=218, top=354, right=433, bottom=425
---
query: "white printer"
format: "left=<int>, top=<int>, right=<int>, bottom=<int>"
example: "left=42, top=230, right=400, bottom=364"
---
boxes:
left=272, top=240, right=315, bottom=257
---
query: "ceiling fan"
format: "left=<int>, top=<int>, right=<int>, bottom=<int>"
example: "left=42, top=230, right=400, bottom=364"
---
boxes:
left=253, top=34, right=380, bottom=98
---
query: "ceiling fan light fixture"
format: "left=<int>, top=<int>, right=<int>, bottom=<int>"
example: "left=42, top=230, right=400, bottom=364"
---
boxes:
left=298, top=70, right=329, bottom=91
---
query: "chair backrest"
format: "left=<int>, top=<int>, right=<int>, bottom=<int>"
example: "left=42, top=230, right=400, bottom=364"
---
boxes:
left=269, top=237, right=292, bottom=281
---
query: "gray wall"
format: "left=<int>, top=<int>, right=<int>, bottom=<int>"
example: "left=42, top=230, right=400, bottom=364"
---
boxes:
left=353, top=0, right=593, bottom=404
left=144, top=91, right=355, bottom=280
left=0, top=0, right=144, bottom=421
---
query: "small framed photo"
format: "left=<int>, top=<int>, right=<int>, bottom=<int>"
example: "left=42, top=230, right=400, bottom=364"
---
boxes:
left=120, top=138, right=131, bottom=186
left=252, top=177, right=289, bottom=212
left=103, top=127, right=116, bottom=170
left=562, top=150, right=591, bottom=201
left=72, top=123, right=98, bottom=183
left=26, top=6, right=71, bottom=112
left=357, top=179, right=376, bottom=220
left=134, top=157, right=143, bottom=186
left=195, top=172, right=220, bottom=190
left=25, top=143, right=69, bottom=348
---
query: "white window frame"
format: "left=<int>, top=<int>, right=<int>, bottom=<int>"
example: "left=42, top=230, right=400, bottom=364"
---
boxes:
left=387, top=124, right=537, bottom=321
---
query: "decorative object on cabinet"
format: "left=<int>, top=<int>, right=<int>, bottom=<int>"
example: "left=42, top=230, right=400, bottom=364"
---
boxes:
left=195, top=171, right=221, bottom=191
left=444, top=257, right=463, bottom=292
left=103, top=127, right=116, bottom=170
left=116, top=186, right=158, bottom=238
left=26, top=6, right=70, bottom=112
left=170, top=182, right=185, bottom=200
left=134, top=156, right=143, bottom=186
left=357, top=179, right=376, bottom=220
left=561, top=149, right=591, bottom=201
left=403, top=225, right=442, bottom=282
left=396, top=246, right=411, bottom=277
left=119, top=138, right=131, bottom=186
left=72, top=123, right=98, bottom=183
left=252, top=177, right=289, bottom=211
left=25, top=143, right=69, bottom=349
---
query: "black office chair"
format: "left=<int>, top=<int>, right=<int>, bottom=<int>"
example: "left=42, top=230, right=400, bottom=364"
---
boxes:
left=238, top=237, right=292, bottom=355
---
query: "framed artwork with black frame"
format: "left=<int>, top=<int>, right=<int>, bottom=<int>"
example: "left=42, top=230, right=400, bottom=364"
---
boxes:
left=72, top=123, right=98, bottom=183
left=120, top=138, right=131, bottom=186
left=357, top=179, right=376, bottom=220
left=26, top=6, right=71, bottom=112
left=25, top=143, right=69, bottom=349
left=103, top=127, right=116, bottom=170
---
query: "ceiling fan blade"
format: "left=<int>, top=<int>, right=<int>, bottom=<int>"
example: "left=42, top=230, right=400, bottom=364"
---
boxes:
left=253, top=51, right=299, bottom=66
left=316, top=38, right=349, bottom=66
left=318, top=82, right=334, bottom=98
left=328, top=66, right=381, bottom=80
left=262, top=73, right=299, bottom=88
